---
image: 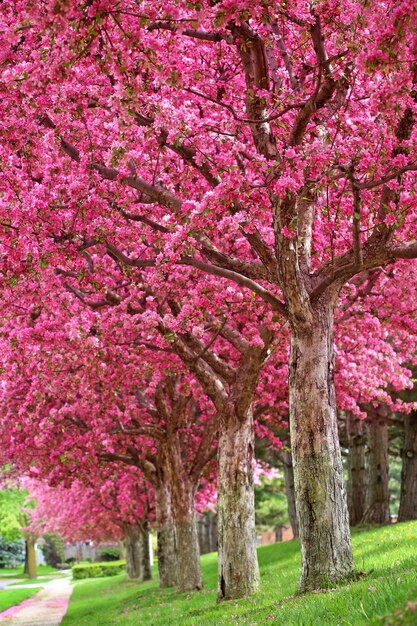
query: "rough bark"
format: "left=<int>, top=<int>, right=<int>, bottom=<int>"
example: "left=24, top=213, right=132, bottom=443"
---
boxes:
left=283, top=458, right=299, bottom=538
left=217, top=405, right=259, bottom=600
left=289, top=302, right=354, bottom=592
left=25, top=535, right=37, bottom=580
left=346, top=412, right=366, bottom=526
left=154, top=481, right=178, bottom=588
left=174, top=495, right=202, bottom=592
left=160, top=436, right=203, bottom=592
left=398, top=411, right=417, bottom=521
left=154, top=439, right=203, bottom=592
left=362, top=412, right=390, bottom=525
left=124, top=523, right=152, bottom=581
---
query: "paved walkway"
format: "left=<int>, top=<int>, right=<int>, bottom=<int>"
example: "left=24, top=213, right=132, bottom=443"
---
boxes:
left=0, top=578, right=73, bottom=626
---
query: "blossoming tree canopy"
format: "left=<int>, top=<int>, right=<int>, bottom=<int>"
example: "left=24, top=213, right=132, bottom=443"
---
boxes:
left=2, top=0, right=417, bottom=594
left=24, top=472, right=155, bottom=581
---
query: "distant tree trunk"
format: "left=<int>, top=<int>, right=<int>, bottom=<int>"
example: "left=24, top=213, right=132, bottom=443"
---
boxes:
left=198, top=512, right=218, bottom=554
left=124, top=523, right=152, bottom=581
left=282, top=457, right=299, bottom=538
left=346, top=412, right=366, bottom=526
left=398, top=411, right=417, bottom=521
left=289, top=302, right=353, bottom=592
left=362, top=411, right=390, bottom=525
left=217, top=405, right=259, bottom=600
left=25, top=535, right=37, bottom=580
left=154, top=481, right=177, bottom=589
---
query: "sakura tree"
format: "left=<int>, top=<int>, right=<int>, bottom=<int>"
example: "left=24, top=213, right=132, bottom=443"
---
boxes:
left=24, top=471, right=154, bottom=582
left=0, top=294, right=222, bottom=591
left=2, top=0, right=417, bottom=594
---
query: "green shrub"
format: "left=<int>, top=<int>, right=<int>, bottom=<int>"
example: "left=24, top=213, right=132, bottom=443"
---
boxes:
left=72, top=560, right=126, bottom=580
left=98, top=547, right=120, bottom=562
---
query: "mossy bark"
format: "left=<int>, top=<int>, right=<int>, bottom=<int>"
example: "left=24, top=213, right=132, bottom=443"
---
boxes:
left=289, top=304, right=353, bottom=592
left=398, top=411, right=417, bottom=521
left=362, top=414, right=390, bottom=525
left=155, top=481, right=178, bottom=588
left=124, top=523, right=152, bottom=581
left=346, top=412, right=366, bottom=526
left=174, top=506, right=202, bottom=592
left=217, top=406, right=259, bottom=600
left=173, top=486, right=202, bottom=592
left=154, top=440, right=202, bottom=592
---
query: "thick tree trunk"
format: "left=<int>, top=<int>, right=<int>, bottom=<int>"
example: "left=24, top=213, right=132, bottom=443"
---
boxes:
left=154, top=437, right=203, bottom=592
left=172, top=485, right=202, bottom=592
left=346, top=412, right=366, bottom=526
left=124, top=524, right=152, bottom=581
left=362, top=413, right=390, bottom=525
left=217, top=406, right=259, bottom=600
left=283, top=460, right=299, bottom=538
left=25, top=536, right=37, bottom=580
left=154, top=482, right=177, bottom=588
left=289, top=304, right=354, bottom=592
left=398, top=411, right=417, bottom=521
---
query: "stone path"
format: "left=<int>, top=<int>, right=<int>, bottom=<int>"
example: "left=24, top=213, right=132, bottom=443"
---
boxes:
left=0, top=578, right=73, bottom=626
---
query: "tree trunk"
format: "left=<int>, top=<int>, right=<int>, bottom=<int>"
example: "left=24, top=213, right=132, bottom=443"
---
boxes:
left=283, top=460, right=299, bottom=538
left=154, top=438, right=203, bottom=592
left=25, top=536, right=37, bottom=580
left=362, top=413, right=390, bottom=525
left=162, top=436, right=202, bottom=593
left=398, top=411, right=417, bottom=521
left=124, top=524, right=152, bottom=581
left=154, top=481, right=177, bottom=588
left=217, top=406, right=259, bottom=600
left=289, top=304, right=354, bottom=592
left=172, top=484, right=202, bottom=592
left=346, top=412, right=366, bottom=526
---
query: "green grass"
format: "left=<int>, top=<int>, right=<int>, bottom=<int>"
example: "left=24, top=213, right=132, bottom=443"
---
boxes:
left=61, top=521, right=417, bottom=626
left=0, top=564, right=60, bottom=579
left=0, top=587, right=40, bottom=612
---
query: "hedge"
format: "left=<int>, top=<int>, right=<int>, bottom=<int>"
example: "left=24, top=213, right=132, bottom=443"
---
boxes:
left=72, top=560, right=126, bottom=580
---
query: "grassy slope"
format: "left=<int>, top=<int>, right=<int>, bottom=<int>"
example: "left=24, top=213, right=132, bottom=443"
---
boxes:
left=0, top=587, right=40, bottom=612
left=62, top=521, right=417, bottom=626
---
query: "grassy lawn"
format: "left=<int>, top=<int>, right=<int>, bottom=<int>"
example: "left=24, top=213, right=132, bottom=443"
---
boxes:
left=61, top=521, right=417, bottom=626
left=0, top=564, right=60, bottom=579
left=0, top=587, right=40, bottom=613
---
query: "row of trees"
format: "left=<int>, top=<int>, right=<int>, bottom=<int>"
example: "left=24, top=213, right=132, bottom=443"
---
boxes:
left=1, top=0, right=417, bottom=602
